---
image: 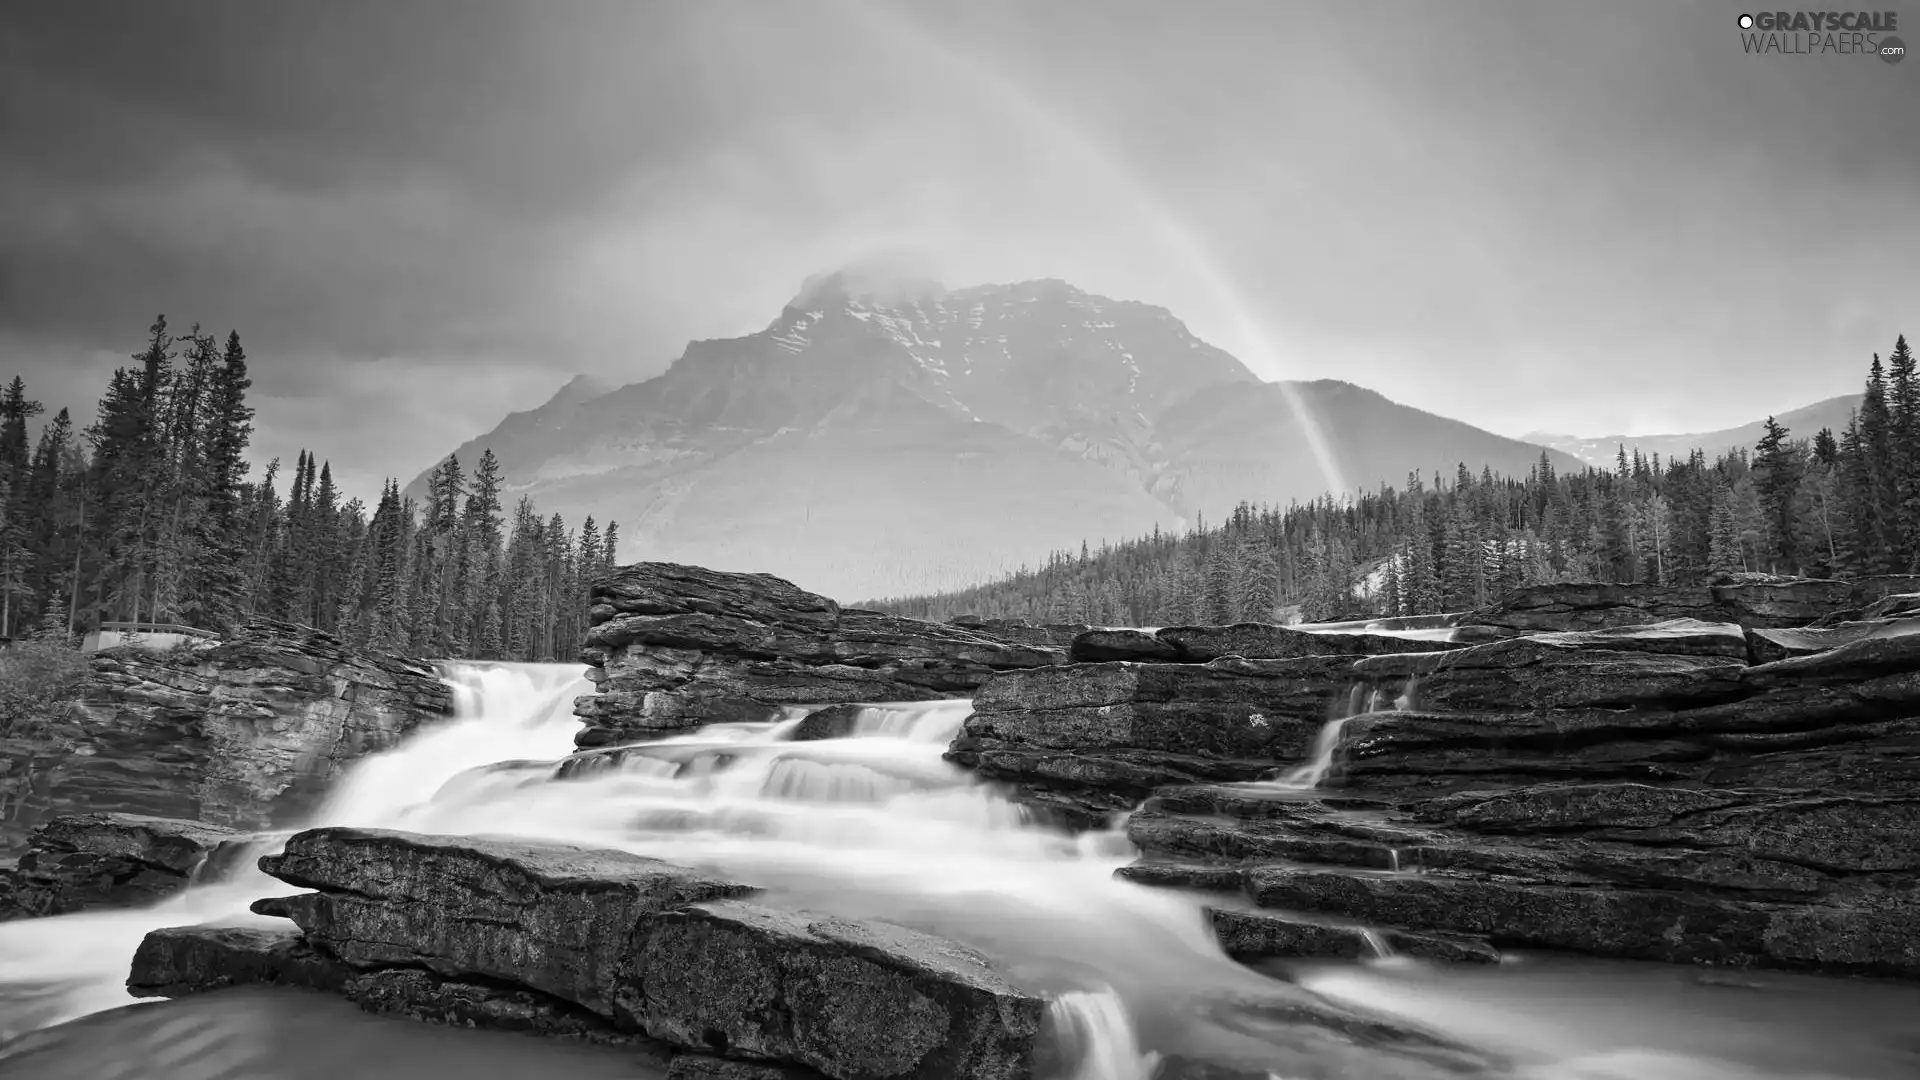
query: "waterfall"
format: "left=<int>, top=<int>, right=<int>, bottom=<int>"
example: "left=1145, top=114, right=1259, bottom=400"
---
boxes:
left=1269, top=676, right=1415, bottom=791
left=0, top=663, right=1284, bottom=1073
left=1047, top=985, right=1160, bottom=1080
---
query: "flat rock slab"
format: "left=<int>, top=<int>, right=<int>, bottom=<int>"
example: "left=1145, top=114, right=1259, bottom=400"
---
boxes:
left=1151, top=623, right=1464, bottom=663
left=620, top=899, right=1045, bottom=1080
left=128, top=923, right=350, bottom=998
left=1354, top=638, right=1747, bottom=712
left=256, top=827, right=755, bottom=1018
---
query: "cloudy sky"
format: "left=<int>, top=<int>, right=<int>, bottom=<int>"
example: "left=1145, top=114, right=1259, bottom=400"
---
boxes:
left=2, top=0, right=1913, bottom=501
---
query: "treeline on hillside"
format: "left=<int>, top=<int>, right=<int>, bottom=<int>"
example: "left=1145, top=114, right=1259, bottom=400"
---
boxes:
left=0, top=316, right=618, bottom=661
left=877, top=335, right=1920, bottom=627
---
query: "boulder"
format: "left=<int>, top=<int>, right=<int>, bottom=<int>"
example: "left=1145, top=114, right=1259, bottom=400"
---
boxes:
left=620, top=899, right=1045, bottom=1080
left=0, top=812, right=241, bottom=920
left=192, top=827, right=1047, bottom=1078
left=576, top=563, right=1060, bottom=747
left=254, top=827, right=753, bottom=1017
left=789, top=704, right=866, bottom=742
left=127, top=923, right=350, bottom=997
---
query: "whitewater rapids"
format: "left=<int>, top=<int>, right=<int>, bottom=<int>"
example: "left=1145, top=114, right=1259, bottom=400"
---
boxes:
left=2, top=663, right=1917, bottom=1080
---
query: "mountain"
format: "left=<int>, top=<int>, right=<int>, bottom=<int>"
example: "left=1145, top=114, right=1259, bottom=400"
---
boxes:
left=1524, top=394, right=1861, bottom=470
left=411, top=275, right=1586, bottom=601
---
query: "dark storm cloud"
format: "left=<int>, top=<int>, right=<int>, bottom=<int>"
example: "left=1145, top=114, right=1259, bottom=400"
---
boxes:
left=0, top=0, right=1914, bottom=500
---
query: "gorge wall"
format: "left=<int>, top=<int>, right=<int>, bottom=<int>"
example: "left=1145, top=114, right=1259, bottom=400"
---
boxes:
left=0, top=620, right=452, bottom=856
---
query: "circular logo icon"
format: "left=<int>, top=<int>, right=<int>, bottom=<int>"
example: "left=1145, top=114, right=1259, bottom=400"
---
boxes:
left=1738, top=13, right=1755, bottom=28
left=1881, top=35, right=1906, bottom=63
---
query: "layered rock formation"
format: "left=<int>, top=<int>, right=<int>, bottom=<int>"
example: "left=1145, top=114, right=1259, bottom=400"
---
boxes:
left=0, top=621, right=452, bottom=847
left=0, top=812, right=244, bottom=920
left=976, top=581, right=1920, bottom=979
left=132, top=827, right=1048, bottom=1080
left=568, top=565, right=1920, bottom=979
left=574, top=563, right=1061, bottom=747
left=1454, top=574, right=1920, bottom=633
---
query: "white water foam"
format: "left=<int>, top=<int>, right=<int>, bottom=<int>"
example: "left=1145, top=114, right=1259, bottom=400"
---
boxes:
left=8, top=664, right=1917, bottom=1080
left=0, top=665, right=1276, bottom=1071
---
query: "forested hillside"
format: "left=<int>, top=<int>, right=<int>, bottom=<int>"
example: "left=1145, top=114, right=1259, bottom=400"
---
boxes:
left=874, top=335, right=1920, bottom=628
left=0, top=317, right=617, bottom=661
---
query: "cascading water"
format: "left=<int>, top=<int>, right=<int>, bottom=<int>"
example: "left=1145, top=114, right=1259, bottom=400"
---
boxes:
left=1268, top=677, right=1415, bottom=791
left=6, top=664, right=1920, bottom=1080
left=0, top=663, right=599, bottom=1045
left=0, top=665, right=1282, bottom=1075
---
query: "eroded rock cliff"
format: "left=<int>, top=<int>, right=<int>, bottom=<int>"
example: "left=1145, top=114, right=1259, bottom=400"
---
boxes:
left=990, top=582, right=1920, bottom=980
left=0, top=621, right=451, bottom=848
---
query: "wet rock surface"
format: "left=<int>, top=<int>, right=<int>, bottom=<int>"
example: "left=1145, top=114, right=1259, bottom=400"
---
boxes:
left=948, top=655, right=1364, bottom=819
left=134, top=828, right=1050, bottom=1079
left=944, top=580, right=1920, bottom=980
left=575, top=563, right=1061, bottom=748
left=0, top=812, right=242, bottom=920
left=0, top=621, right=451, bottom=849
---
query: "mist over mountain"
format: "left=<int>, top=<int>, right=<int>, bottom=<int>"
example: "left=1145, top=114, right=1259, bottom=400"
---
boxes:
left=1525, top=393, right=1862, bottom=470
left=412, top=276, right=1586, bottom=600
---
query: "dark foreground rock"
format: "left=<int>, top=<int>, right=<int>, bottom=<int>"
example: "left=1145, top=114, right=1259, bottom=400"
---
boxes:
left=574, top=563, right=1061, bottom=748
left=0, top=812, right=242, bottom=920
left=0, top=621, right=452, bottom=848
left=135, top=827, right=1046, bottom=1079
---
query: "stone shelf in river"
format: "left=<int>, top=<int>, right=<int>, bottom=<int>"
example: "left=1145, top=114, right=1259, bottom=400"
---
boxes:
left=573, top=562, right=1062, bottom=749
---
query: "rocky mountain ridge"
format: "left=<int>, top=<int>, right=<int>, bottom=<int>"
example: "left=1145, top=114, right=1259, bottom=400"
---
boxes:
left=1525, top=392, right=1860, bottom=469
left=411, top=276, right=1589, bottom=601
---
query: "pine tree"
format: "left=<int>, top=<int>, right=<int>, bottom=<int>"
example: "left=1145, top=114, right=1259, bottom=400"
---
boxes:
left=1884, top=334, right=1919, bottom=569
left=1707, top=483, right=1743, bottom=577
left=1235, top=536, right=1280, bottom=621
left=1751, top=416, right=1804, bottom=573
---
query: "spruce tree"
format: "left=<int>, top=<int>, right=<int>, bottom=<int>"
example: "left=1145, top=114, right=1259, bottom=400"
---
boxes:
left=1884, top=334, right=1919, bottom=569
left=1751, top=417, right=1804, bottom=574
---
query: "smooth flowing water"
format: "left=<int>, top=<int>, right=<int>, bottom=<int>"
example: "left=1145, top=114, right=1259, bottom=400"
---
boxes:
left=1, top=663, right=1917, bottom=1079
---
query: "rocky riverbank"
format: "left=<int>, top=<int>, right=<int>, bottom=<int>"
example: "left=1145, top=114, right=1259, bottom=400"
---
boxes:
left=563, top=563, right=1920, bottom=979
left=960, top=576, right=1920, bottom=980
left=0, top=621, right=452, bottom=852
left=65, top=562, right=1920, bottom=1076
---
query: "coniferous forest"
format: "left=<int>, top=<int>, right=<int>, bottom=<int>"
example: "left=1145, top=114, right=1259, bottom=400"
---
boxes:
left=877, top=334, right=1919, bottom=628
left=0, top=317, right=617, bottom=660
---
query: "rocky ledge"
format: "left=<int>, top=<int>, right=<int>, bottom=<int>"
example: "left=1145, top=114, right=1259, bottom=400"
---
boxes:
left=948, top=579, right=1920, bottom=979
left=0, top=620, right=452, bottom=845
left=574, top=563, right=1062, bottom=748
left=0, top=812, right=250, bottom=921
left=129, top=827, right=1048, bottom=1080
left=129, top=827, right=1498, bottom=1080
